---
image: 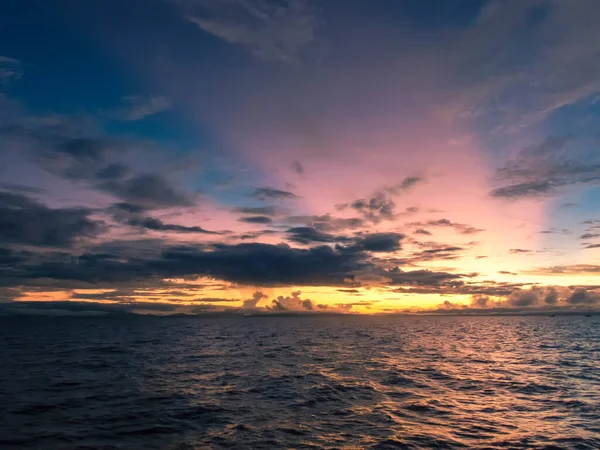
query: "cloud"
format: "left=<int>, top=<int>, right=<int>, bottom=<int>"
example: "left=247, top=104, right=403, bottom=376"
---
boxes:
left=0, top=56, right=22, bottom=85
left=2, top=122, right=197, bottom=210
left=123, top=215, right=219, bottom=234
left=108, top=95, right=172, bottom=121
left=386, top=176, right=424, bottom=194
left=238, top=215, right=273, bottom=224
left=443, top=1, right=600, bottom=131
left=527, top=264, right=600, bottom=276
left=266, top=290, right=313, bottom=311
left=0, top=191, right=105, bottom=248
left=353, top=233, right=404, bottom=253
left=173, top=0, right=320, bottom=63
left=414, top=228, right=432, bottom=236
left=510, top=248, right=533, bottom=254
left=344, top=191, right=396, bottom=223
left=385, top=267, right=470, bottom=287
left=234, top=206, right=279, bottom=216
left=242, top=291, right=267, bottom=309
left=335, top=180, right=423, bottom=224
left=284, top=214, right=364, bottom=232
left=408, top=219, right=484, bottom=235
left=284, top=226, right=348, bottom=245
left=284, top=228, right=403, bottom=252
left=579, top=221, right=600, bottom=240
left=105, top=174, right=190, bottom=208
left=252, top=187, right=298, bottom=201
left=265, top=290, right=357, bottom=313
left=152, top=242, right=368, bottom=286
left=581, top=233, right=600, bottom=240
left=101, top=174, right=196, bottom=209
left=430, top=285, right=600, bottom=313
left=567, top=287, right=600, bottom=305
left=290, top=160, right=304, bottom=175
left=0, top=300, right=179, bottom=317
left=491, top=136, right=600, bottom=199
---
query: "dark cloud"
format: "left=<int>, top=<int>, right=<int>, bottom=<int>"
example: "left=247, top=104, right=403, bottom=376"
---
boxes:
left=284, top=227, right=348, bottom=245
left=285, top=214, right=364, bottom=232
left=490, top=181, right=554, bottom=198
left=579, top=220, right=600, bottom=240
left=109, top=202, right=218, bottom=234
left=405, top=241, right=466, bottom=262
left=236, top=230, right=280, bottom=240
left=152, top=242, right=369, bottom=286
left=234, top=206, right=279, bottom=216
left=581, top=232, right=600, bottom=240
left=422, top=246, right=463, bottom=254
left=540, top=228, right=572, bottom=235
left=510, top=248, right=533, bottom=254
left=0, top=300, right=179, bottom=317
left=346, top=192, right=396, bottom=223
left=414, top=228, right=432, bottom=235
left=126, top=216, right=219, bottom=234
left=284, top=228, right=403, bottom=253
left=353, top=233, right=404, bottom=252
left=491, top=136, right=600, bottom=199
left=584, top=243, right=600, bottom=249
left=508, top=288, right=539, bottom=307
left=527, top=265, right=600, bottom=276
left=0, top=191, right=104, bottom=248
left=290, top=160, right=304, bottom=175
left=238, top=216, right=273, bottom=224
left=408, top=219, right=484, bottom=235
left=545, top=287, right=559, bottom=305
left=385, top=267, right=470, bottom=287
left=337, top=288, right=360, bottom=294
left=0, top=183, right=45, bottom=194
left=101, top=174, right=195, bottom=209
left=567, top=288, right=600, bottom=305
left=252, top=187, right=298, bottom=201
left=561, top=202, right=578, bottom=209
left=335, top=179, right=422, bottom=223
left=387, top=176, right=424, bottom=194
left=471, top=295, right=490, bottom=308
left=430, top=285, right=600, bottom=313
left=2, top=121, right=197, bottom=210
left=95, top=162, right=130, bottom=180
left=391, top=280, right=529, bottom=297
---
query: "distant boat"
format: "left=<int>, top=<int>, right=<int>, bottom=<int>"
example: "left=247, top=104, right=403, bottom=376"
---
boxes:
left=549, top=314, right=556, bottom=317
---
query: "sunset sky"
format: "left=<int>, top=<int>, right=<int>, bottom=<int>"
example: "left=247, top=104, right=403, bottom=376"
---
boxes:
left=1, top=0, right=600, bottom=315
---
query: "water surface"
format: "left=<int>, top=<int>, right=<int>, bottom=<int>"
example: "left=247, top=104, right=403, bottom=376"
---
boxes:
left=1, top=315, right=599, bottom=449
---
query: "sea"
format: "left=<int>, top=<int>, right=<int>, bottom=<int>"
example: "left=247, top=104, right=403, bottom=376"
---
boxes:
left=1, top=315, right=598, bottom=449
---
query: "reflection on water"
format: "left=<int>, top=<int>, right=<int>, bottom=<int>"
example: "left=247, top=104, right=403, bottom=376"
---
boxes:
left=1, top=315, right=599, bottom=449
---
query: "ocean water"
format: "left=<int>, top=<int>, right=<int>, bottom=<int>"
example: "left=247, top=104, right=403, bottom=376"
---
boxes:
left=1, top=315, right=599, bottom=450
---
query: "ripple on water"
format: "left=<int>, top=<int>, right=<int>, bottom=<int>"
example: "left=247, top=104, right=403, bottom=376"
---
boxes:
left=1, top=315, right=598, bottom=449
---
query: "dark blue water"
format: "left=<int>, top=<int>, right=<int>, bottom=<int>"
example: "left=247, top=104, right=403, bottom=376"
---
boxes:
left=1, top=315, right=599, bottom=449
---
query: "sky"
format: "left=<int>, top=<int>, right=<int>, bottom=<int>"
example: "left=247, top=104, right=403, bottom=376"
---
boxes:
left=1, top=0, right=600, bottom=316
